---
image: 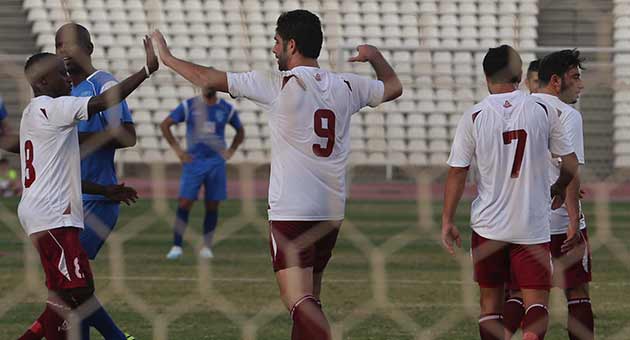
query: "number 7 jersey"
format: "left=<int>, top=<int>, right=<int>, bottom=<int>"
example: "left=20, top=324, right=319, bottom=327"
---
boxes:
left=227, top=67, right=384, bottom=220
left=18, top=95, right=90, bottom=235
left=447, top=90, right=574, bottom=244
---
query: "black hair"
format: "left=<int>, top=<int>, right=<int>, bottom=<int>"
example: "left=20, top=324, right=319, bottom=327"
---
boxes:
left=24, top=52, right=57, bottom=80
left=56, top=23, right=93, bottom=50
left=482, top=45, right=522, bottom=83
left=276, top=10, right=323, bottom=59
left=527, top=59, right=540, bottom=73
left=538, top=49, right=585, bottom=86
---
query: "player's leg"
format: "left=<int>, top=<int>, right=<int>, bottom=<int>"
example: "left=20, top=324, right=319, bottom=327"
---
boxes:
left=270, top=221, right=332, bottom=340
left=167, top=165, right=201, bottom=258
left=80, top=200, right=120, bottom=260
left=200, top=164, right=227, bottom=257
left=311, top=221, right=341, bottom=300
left=504, top=289, right=525, bottom=339
left=512, top=243, right=552, bottom=340
left=471, top=231, right=509, bottom=340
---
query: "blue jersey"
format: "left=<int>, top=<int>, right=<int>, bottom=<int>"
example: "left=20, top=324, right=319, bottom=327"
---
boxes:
left=0, top=97, right=7, bottom=121
left=169, top=97, right=242, bottom=167
left=72, top=71, right=133, bottom=201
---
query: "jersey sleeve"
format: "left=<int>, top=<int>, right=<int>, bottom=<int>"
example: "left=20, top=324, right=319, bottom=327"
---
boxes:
left=169, top=100, right=188, bottom=123
left=0, top=98, right=7, bottom=121
left=548, top=107, right=574, bottom=157
left=49, top=96, right=90, bottom=127
left=564, top=111, right=585, bottom=164
left=226, top=71, right=282, bottom=110
left=339, top=73, right=385, bottom=111
left=447, top=111, right=476, bottom=167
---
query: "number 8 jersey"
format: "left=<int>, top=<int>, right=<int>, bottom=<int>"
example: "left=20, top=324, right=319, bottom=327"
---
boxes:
left=18, top=95, right=90, bottom=235
left=227, top=67, right=384, bottom=220
left=447, top=90, right=574, bottom=244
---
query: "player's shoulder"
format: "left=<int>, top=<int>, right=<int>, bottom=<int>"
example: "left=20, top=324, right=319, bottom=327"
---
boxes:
left=462, top=101, right=487, bottom=123
left=92, top=70, right=117, bottom=83
left=217, top=98, right=234, bottom=110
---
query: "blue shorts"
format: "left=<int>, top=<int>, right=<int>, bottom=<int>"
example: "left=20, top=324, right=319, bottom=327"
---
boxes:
left=179, top=162, right=227, bottom=201
left=80, top=200, right=120, bottom=260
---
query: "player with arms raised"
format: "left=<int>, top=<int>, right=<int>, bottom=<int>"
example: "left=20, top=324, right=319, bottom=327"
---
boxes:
left=151, top=9, right=402, bottom=340
left=16, top=37, right=157, bottom=340
left=441, top=45, right=578, bottom=340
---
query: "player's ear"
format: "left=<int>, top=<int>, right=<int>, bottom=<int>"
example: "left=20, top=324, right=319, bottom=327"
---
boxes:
left=86, top=42, right=94, bottom=56
left=288, top=39, right=297, bottom=55
left=551, top=74, right=562, bottom=92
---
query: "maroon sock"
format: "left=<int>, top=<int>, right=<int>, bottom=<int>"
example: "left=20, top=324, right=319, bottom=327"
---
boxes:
left=18, top=308, right=48, bottom=340
left=504, top=297, right=525, bottom=338
left=479, top=314, right=503, bottom=340
left=522, top=304, right=548, bottom=340
left=290, top=296, right=331, bottom=340
left=568, top=299, right=594, bottom=340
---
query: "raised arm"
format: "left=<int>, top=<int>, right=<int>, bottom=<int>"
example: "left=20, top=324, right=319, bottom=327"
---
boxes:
left=348, top=44, right=403, bottom=102
left=151, top=30, right=228, bottom=93
left=87, top=36, right=158, bottom=116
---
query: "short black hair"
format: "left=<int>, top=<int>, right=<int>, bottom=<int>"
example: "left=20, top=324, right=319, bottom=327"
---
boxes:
left=276, top=10, right=323, bottom=59
left=482, top=45, right=522, bottom=83
left=538, top=49, right=585, bottom=86
left=24, top=52, right=57, bottom=80
left=56, top=23, right=93, bottom=50
left=527, top=59, right=540, bottom=73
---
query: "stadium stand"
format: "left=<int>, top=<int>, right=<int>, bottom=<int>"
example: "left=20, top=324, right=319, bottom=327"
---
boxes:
left=21, top=0, right=539, bottom=167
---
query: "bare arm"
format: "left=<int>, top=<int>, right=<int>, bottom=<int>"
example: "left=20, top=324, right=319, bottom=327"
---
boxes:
left=550, top=152, right=578, bottom=209
left=441, top=166, right=468, bottom=256
left=562, top=164, right=582, bottom=252
left=0, top=120, right=20, bottom=153
left=160, top=117, right=191, bottom=163
left=151, top=30, right=228, bottom=92
left=81, top=181, right=138, bottom=205
left=348, top=45, right=403, bottom=102
left=79, top=123, right=137, bottom=153
left=87, top=36, right=158, bottom=117
left=223, top=126, right=245, bottom=160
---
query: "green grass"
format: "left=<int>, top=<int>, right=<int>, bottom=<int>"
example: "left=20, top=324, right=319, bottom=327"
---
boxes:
left=1, top=198, right=629, bottom=339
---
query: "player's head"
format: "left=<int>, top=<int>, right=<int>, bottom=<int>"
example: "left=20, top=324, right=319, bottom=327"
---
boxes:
left=538, top=49, right=585, bottom=104
left=525, top=59, right=540, bottom=93
left=273, top=10, right=323, bottom=71
left=24, top=52, right=72, bottom=98
left=483, top=45, right=522, bottom=91
left=203, top=87, right=216, bottom=99
left=55, top=23, right=94, bottom=75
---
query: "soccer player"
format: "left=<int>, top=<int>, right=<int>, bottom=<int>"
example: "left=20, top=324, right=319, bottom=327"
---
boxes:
left=16, top=39, right=156, bottom=340
left=504, top=50, right=593, bottom=340
left=525, top=59, right=541, bottom=93
left=441, top=45, right=579, bottom=340
left=151, top=9, right=402, bottom=339
left=162, top=88, right=244, bottom=259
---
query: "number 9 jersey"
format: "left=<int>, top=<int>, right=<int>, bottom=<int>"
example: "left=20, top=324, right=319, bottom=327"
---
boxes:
left=227, top=67, right=384, bottom=221
left=18, top=95, right=90, bottom=235
left=447, top=90, right=574, bottom=244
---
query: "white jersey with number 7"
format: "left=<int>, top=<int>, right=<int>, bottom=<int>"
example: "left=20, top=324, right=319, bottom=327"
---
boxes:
left=18, top=95, right=90, bottom=235
left=227, top=67, right=384, bottom=221
left=447, top=90, right=574, bottom=244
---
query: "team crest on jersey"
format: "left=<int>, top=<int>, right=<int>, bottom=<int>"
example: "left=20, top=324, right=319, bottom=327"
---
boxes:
left=215, top=110, right=225, bottom=122
left=315, top=73, right=321, bottom=81
left=503, top=100, right=512, bottom=108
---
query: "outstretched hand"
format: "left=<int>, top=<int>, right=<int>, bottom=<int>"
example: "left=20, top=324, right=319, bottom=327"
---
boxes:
left=143, top=35, right=159, bottom=74
left=347, top=44, right=380, bottom=63
left=151, top=30, right=172, bottom=64
left=104, top=183, right=139, bottom=206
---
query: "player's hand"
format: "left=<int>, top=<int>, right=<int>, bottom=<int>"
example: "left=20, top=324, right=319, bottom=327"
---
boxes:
left=103, top=183, right=138, bottom=206
left=177, top=149, right=193, bottom=164
left=221, top=148, right=235, bottom=161
left=151, top=30, right=172, bottom=63
left=347, top=44, right=380, bottom=63
left=561, top=225, right=583, bottom=253
left=550, top=183, right=566, bottom=210
left=143, top=35, right=159, bottom=74
left=441, top=221, right=462, bottom=257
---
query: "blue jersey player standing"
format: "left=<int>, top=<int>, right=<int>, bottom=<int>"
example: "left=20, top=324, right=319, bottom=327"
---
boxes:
left=161, top=88, right=245, bottom=259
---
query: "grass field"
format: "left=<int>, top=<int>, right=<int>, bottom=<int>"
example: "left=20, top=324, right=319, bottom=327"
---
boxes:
left=1, top=197, right=629, bottom=339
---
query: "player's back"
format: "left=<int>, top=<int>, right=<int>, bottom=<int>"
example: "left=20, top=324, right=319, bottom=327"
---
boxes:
left=459, top=90, right=565, bottom=244
left=18, top=95, right=89, bottom=234
left=267, top=67, right=382, bottom=220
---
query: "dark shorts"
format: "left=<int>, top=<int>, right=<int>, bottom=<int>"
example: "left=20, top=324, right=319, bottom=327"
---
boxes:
left=549, top=229, right=592, bottom=289
left=33, top=227, right=93, bottom=291
left=269, top=220, right=341, bottom=273
left=471, top=231, right=551, bottom=290
left=179, top=161, right=227, bottom=201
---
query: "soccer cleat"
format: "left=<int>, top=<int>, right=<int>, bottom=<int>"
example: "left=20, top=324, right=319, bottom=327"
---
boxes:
left=199, top=247, right=214, bottom=259
left=166, top=246, right=183, bottom=260
left=125, top=333, right=135, bottom=340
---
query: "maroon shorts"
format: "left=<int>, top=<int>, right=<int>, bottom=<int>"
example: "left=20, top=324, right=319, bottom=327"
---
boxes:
left=549, top=229, right=592, bottom=289
left=32, top=227, right=93, bottom=290
left=472, top=231, right=551, bottom=290
left=269, top=220, right=341, bottom=273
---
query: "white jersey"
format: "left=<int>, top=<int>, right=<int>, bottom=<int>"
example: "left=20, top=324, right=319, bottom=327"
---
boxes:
left=18, top=95, right=90, bottom=235
left=227, top=67, right=384, bottom=220
left=447, top=90, right=574, bottom=244
left=533, top=93, right=586, bottom=234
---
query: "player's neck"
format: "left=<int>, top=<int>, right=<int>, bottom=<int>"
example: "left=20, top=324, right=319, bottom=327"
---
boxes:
left=70, top=64, right=98, bottom=86
left=488, top=83, right=519, bottom=95
left=538, top=87, right=560, bottom=98
left=204, top=97, right=218, bottom=105
left=288, top=57, right=319, bottom=70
